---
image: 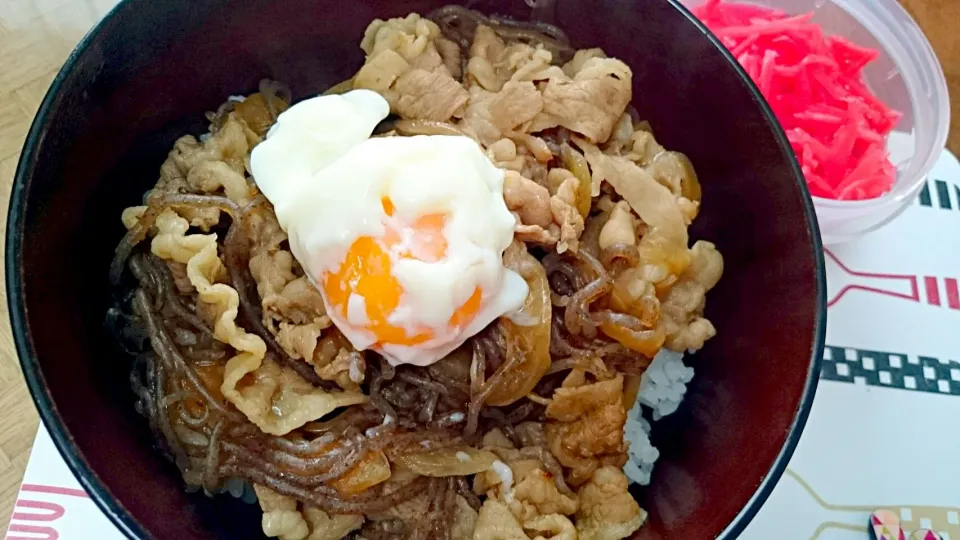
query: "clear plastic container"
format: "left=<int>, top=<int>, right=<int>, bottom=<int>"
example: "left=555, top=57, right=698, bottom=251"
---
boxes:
left=680, top=0, right=950, bottom=244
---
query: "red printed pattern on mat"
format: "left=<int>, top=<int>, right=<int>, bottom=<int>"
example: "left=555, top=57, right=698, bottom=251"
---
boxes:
left=6, top=483, right=90, bottom=540
left=826, top=250, right=960, bottom=311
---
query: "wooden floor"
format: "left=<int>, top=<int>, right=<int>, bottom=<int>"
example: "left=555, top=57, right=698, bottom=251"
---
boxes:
left=0, top=0, right=956, bottom=532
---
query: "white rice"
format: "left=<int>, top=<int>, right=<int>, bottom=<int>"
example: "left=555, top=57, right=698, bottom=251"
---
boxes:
left=622, top=348, right=695, bottom=485
left=623, top=405, right=659, bottom=485
left=637, top=349, right=694, bottom=420
left=199, top=477, right=258, bottom=504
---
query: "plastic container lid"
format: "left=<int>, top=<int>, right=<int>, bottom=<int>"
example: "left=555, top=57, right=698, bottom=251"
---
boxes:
left=681, top=0, right=950, bottom=244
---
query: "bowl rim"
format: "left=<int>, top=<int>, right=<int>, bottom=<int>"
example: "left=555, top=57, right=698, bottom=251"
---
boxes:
left=671, top=3, right=827, bottom=537
left=5, top=1, right=827, bottom=539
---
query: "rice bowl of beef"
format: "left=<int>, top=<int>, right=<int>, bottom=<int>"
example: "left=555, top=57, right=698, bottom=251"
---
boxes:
left=6, top=0, right=826, bottom=538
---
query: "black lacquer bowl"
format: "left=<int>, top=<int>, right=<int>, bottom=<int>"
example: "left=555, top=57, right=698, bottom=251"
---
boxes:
left=6, top=0, right=826, bottom=538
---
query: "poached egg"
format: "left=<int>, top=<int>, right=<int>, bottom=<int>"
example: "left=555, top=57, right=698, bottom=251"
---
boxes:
left=250, top=90, right=527, bottom=366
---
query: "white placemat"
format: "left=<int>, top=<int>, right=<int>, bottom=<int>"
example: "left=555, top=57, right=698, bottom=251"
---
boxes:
left=6, top=150, right=960, bottom=540
left=742, top=148, right=960, bottom=540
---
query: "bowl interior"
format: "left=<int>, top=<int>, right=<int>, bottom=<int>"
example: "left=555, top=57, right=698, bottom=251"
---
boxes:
left=7, top=0, right=824, bottom=538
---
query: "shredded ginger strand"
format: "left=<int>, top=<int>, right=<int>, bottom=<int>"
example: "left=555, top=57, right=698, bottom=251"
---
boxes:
left=695, top=0, right=902, bottom=201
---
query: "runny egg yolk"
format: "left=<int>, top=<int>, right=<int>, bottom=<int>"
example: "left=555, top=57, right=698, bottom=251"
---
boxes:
left=322, top=197, right=482, bottom=348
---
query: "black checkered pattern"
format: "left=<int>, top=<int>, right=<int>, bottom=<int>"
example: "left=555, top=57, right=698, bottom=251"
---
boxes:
left=917, top=178, right=960, bottom=212
left=821, top=344, right=960, bottom=396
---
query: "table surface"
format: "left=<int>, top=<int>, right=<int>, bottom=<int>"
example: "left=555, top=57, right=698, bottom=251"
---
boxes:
left=0, top=0, right=957, bottom=531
